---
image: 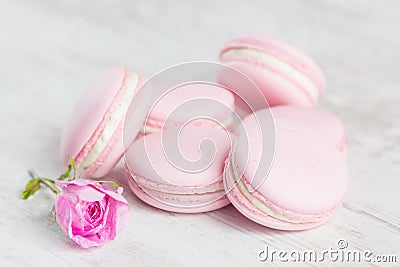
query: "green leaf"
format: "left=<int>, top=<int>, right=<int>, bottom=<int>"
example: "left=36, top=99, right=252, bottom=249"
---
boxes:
left=108, top=181, right=119, bottom=188
left=20, top=191, right=31, bottom=200
left=98, top=181, right=120, bottom=189
left=20, top=178, right=41, bottom=200
left=57, top=166, right=71, bottom=180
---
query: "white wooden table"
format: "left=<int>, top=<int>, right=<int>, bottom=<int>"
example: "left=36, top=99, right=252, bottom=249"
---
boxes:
left=1, top=1, right=399, bottom=266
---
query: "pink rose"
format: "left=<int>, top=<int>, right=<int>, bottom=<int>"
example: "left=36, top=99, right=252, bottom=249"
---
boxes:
left=55, top=179, right=130, bottom=248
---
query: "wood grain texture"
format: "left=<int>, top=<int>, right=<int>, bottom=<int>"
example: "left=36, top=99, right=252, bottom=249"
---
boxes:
left=0, top=0, right=399, bottom=266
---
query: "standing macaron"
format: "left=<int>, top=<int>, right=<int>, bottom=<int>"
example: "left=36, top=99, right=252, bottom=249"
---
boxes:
left=224, top=109, right=348, bottom=230
left=219, top=35, right=325, bottom=107
left=142, top=83, right=235, bottom=134
left=61, top=66, right=143, bottom=178
left=126, top=125, right=235, bottom=213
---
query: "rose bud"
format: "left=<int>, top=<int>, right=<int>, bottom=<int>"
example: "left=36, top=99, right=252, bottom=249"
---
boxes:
left=54, top=179, right=130, bottom=248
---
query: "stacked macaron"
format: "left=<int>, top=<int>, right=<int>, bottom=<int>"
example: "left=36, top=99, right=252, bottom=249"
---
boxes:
left=60, top=34, right=348, bottom=231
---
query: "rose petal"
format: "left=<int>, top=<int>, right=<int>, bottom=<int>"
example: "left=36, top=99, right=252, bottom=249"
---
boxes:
left=74, top=186, right=106, bottom=202
left=94, top=185, right=129, bottom=204
left=70, top=233, right=105, bottom=248
left=56, top=179, right=92, bottom=188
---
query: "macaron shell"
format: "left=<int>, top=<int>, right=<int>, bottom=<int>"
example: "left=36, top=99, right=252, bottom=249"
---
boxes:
left=235, top=112, right=347, bottom=215
left=147, top=83, right=235, bottom=125
left=60, top=66, right=127, bottom=167
left=128, top=176, right=230, bottom=213
left=270, top=105, right=346, bottom=153
left=126, top=126, right=234, bottom=187
left=219, top=61, right=313, bottom=106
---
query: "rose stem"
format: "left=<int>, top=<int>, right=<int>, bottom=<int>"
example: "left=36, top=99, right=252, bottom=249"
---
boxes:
left=27, top=169, right=61, bottom=194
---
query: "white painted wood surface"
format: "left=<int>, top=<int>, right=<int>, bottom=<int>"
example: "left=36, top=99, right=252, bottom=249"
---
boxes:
left=0, top=1, right=399, bottom=266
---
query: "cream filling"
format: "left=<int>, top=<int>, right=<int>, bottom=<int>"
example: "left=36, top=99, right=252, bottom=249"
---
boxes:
left=222, top=48, right=319, bottom=102
left=81, top=74, right=139, bottom=169
left=134, top=174, right=225, bottom=195
left=141, top=116, right=235, bottom=135
left=230, top=152, right=299, bottom=223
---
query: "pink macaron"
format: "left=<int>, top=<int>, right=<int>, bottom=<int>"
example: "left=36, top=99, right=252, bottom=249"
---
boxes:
left=126, top=125, right=235, bottom=213
left=270, top=106, right=346, bottom=155
left=142, top=83, right=235, bottom=134
left=224, top=109, right=348, bottom=230
left=219, top=35, right=325, bottom=107
left=61, top=66, right=143, bottom=178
